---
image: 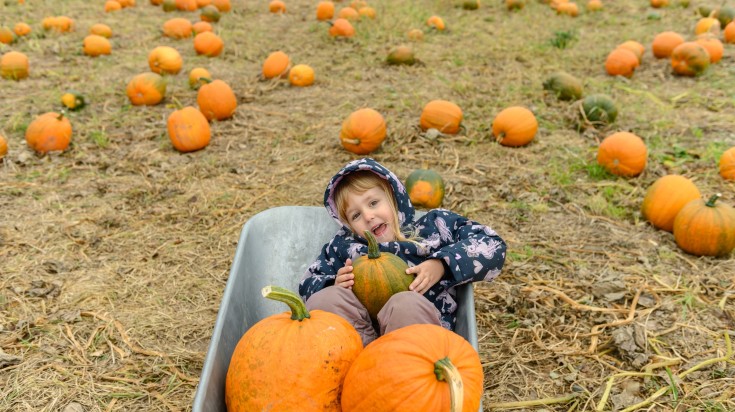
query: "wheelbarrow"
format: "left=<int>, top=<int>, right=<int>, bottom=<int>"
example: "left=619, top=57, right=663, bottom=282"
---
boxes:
left=192, top=206, right=481, bottom=411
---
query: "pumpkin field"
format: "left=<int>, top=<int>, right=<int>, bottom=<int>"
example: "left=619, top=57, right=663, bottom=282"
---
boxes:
left=2, top=0, right=735, bottom=410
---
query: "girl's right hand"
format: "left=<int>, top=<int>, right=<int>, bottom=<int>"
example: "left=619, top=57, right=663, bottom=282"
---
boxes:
left=335, top=258, right=354, bottom=288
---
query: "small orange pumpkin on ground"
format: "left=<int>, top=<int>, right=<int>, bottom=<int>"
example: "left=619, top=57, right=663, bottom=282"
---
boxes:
left=605, top=48, right=639, bottom=78
left=104, top=0, right=122, bottom=12
left=329, top=18, right=355, bottom=37
left=407, top=28, right=424, bottom=41
left=616, top=40, right=645, bottom=63
left=288, top=64, right=315, bottom=87
left=90, top=23, right=113, bottom=38
left=0, top=134, right=7, bottom=159
left=25, top=112, right=72, bottom=153
left=83, top=35, right=112, bottom=57
left=358, top=6, right=376, bottom=19
left=189, top=67, right=211, bottom=89
left=338, top=7, right=359, bottom=20
left=587, top=0, right=602, bottom=11
left=673, top=194, right=735, bottom=257
left=341, top=324, right=483, bottom=412
left=426, top=15, right=446, bottom=31
left=652, top=31, right=685, bottom=58
left=0, top=27, right=16, bottom=45
left=719, top=147, right=735, bottom=180
left=269, top=0, right=286, bottom=13
left=212, top=0, right=231, bottom=12
left=194, top=31, right=224, bottom=57
left=405, top=168, right=445, bottom=209
left=262, top=51, right=290, bottom=79
left=168, top=106, right=211, bottom=152
left=148, top=46, right=183, bottom=75
left=192, top=21, right=213, bottom=34
left=126, top=72, right=167, bottom=106
left=694, top=17, right=721, bottom=36
left=420, top=100, right=463, bottom=135
left=556, top=2, right=580, bottom=16
left=316, top=1, right=335, bottom=20
left=1, top=51, right=29, bottom=80
left=671, top=42, right=710, bottom=76
left=725, top=21, right=735, bottom=43
left=695, top=34, right=723, bottom=63
left=596, top=132, right=648, bottom=177
left=14, top=23, right=32, bottom=37
left=492, top=106, right=538, bottom=147
left=641, top=174, right=701, bottom=232
left=650, top=0, right=668, bottom=8
left=197, top=78, right=237, bottom=121
left=163, top=18, right=193, bottom=39
left=339, top=108, right=386, bottom=155
left=196, top=0, right=212, bottom=6
left=175, top=0, right=198, bottom=11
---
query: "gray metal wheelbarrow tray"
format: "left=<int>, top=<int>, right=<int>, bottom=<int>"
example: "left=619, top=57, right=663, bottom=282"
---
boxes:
left=192, top=206, right=480, bottom=411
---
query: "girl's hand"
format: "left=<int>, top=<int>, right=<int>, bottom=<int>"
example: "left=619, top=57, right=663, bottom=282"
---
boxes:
left=335, top=258, right=354, bottom=289
left=406, top=259, right=444, bottom=295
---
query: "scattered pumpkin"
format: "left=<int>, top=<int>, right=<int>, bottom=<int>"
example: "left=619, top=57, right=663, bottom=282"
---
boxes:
left=200, top=5, right=221, bottom=22
left=196, top=0, right=212, bottom=6
left=651, top=31, right=685, bottom=58
left=126, top=72, right=167, bottom=106
left=262, top=50, right=290, bottom=79
left=167, top=106, right=211, bottom=152
left=288, top=64, right=315, bottom=87
left=715, top=6, right=735, bottom=27
left=175, top=0, right=198, bottom=11
left=197, top=78, right=237, bottom=121
left=61, top=91, right=86, bottom=111
left=405, top=168, right=445, bottom=209
left=463, top=0, right=481, bottom=10
left=350, top=0, right=367, bottom=9
left=225, top=286, right=363, bottom=412
left=641, top=174, right=701, bottom=232
left=13, top=22, right=32, bottom=37
left=650, top=0, right=668, bottom=8
left=587, top=0, right=602, bottom=11
left=616, top=40, right=645, bottom=63
left=0, top=134, right=7, bottom=159
left=596, top=132, right=648, bottom=177
left=694, top=17, right=720, bottom=36
left=269, top=0, right=286, bottom=13
left=1, top=50, right=29, bottom=80
left=506, top=0, right=524, bottom=10
left=695, top=34, right=723, bottom=63
left=351, top=230, right=413, bottom=321
left=673, top=194, right=735, bottom=257
left=407, top=28, right=424, bottom=41
left=104, top=0, right=122, bottom=12
left=55, top=16, right=75, bottom=32
left=188, top=67, right=211, bottom=89
left=162, top=0, right=176, bottom=11
left=83, top=35, right=112, bottom=57
left=192, top=21, right=213, bottom=34
left=719, top=147, right=735, bottom=180
left=338, top=7, right=360, bottom=20
left=492, top=106, right=538, bottom=147
left=90, top=23, right=113, bottom=38
left=0, top=27, right=15, bottom=45
left=725, top=21, right=735, bottom=43
left=386, top=45, right=416, bottom=65
left=605, top=48, right=639, bottom=78
left=580, top=94, right=618, bottom=127
left=316, top=1, right=335, bottom=20
left=670, top=41, right=710, bottom=76
left=148, top=46, right=183, bottom=75
left=339, top=108, right=387, bottom=155
left=118, top=0, right=136, bottom=7
left=419, top=100, right=463, bottom=135
left=358, top=6, right=376, bottom=19
left=329, top=18, right=355, bottom=37
left=25, top=112, right=72, bottom=154
left=341, top=324, right=484, bottom=412
left=212, top=0, right=231, bottom=12
left=542, top=71, right=583, bottom=101
left=556, top=2, right=580, bottom=16
left=194, top=31, right=224, bottom=57
left=151, top=0, right=163, bottom=4
left=427, top=15, right=446, bottom=31
left=163, top=18, right=193, bottom=39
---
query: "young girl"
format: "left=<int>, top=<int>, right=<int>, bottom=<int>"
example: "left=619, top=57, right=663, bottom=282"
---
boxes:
left=299, top=158, right=506, bottom=346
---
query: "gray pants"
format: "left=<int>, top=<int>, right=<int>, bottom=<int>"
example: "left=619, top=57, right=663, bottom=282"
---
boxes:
left=305, top=286, right=441, bottom=346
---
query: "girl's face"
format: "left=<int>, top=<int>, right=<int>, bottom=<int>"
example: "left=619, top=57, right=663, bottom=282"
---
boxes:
left=344, top=186, right=396, bottom=243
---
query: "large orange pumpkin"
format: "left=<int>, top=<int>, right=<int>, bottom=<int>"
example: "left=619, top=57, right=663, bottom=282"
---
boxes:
left=671, top=42, right=710, bottom=76
left=351, top=230, right=413, bottom=321
left=673, top=194, right=735, bottom=257
left=492, top=106, right=538, bottom=147
left=1, top=51, right=29, bottom=80
left=420, top=100, right=463, bottom=134
left=339, top=108, right=386, bottom=155
left=194, top=31, right=224, bottom=57
left=596, top=132, right=648, bottom=177
left=83, top=35, right=112, bottom=57
left=405, top=168, right=445, bottom=209
left=316, top=1, right=335, bottom=20
left=341, top=324, right=484, bottom=412
left=262, top=51, right=290, bottom=79
left=25, top=112, right=72, bottom=153
left=225, top=286, right=362, bottom=411
left=641, top=174, right=701, bottom=232
left=162, top=18, right=192, bottom=39
left=652, top=31, right=685, bottom=58
left=605, top=48, right=639, bottom=78
left=197, top=78, right=237, bottom=121
left=719, top=147, right=735, bottom=180
left=126, top=72, right=166, bottom=106
left=167, top=106, right=211, bottom=152
left=269, top=0, right=286, bottom=13
left=148, top=46, right=183, bottom=75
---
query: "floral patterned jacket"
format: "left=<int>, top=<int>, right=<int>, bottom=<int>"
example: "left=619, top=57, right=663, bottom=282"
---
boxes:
left=299, top=157, right=506, bottom=330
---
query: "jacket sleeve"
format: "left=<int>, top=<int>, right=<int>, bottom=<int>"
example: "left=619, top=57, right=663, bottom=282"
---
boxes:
left=298, top=235, right=346, bottom=302
left=425, top=210, right=506, bottom=285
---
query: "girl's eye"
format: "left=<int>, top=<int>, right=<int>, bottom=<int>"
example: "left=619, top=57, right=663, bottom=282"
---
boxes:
left=370, top=200, right=378, bottom=206
left=351, top=212, right=360, bottom=221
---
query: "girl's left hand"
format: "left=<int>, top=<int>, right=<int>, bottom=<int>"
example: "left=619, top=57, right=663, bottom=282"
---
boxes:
left=406, top=259, right=444, bottom=295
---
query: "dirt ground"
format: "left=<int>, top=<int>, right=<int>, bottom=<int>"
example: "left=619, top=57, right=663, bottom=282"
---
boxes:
left=1, top=0, right=734, bottom=411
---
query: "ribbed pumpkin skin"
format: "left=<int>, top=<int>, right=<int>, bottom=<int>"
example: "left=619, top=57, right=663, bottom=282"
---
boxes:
left=167, top=106, right=211, bottom=152
left=126, top=72, right=166, bottom=106
left=674, top=196, right=735, bottom=257
left=581, top=94, right=617, bottom=126
left=339, top=108, right=386, bottom=155
left=351, top=231, right=412, bottom=320
left=597, top=132, right=647, bottom=177
left=197, top=79, right=237, bottom=121
left=492, top=106, right=538, bottom=147
left=225, top=289, right=362, bottom=412
left=542, top=71, right=583, bottom=101
left=641, top=175, right=701, bottom=232
left=420, top=100, right=463, bottom=134
left=671, top=42, right=710, bottom=76
left=406, top=168, right=445, bottom=208
left=341, top=324, right=484, bottom=412
left=719, top=147, right=735, bottom=180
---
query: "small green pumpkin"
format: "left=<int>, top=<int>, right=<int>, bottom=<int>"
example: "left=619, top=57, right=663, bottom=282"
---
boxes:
left=351, top=230, right=413, bottom=321
left=406, top=168, right=445, bottom=209
left=542, top=71, right=583, bottom=101
left=580, top=94, right=617, bottom=127
left=61, top=91, right=86, bottom=111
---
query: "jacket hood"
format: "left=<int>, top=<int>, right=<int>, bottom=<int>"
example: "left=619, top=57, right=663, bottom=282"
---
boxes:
left=324, top=158, right=414, bottom=229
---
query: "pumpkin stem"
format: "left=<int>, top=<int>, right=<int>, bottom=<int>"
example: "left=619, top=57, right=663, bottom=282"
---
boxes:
left=198, top=77, right=213, bottom=84
left=705, top=193, right=721, bottom=207
left=495, top=132, right=505, bottom=143
left=434, top=357, right=464, bottom=412
left=363, top=230, right=382, bottom=259
left=57, top=111, right=66, bottom=121
left=261, top=285, right=310, bottom=321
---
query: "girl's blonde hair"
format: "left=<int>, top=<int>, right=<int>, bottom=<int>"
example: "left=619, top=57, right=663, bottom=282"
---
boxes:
left=334, top=171, right=418, bottom=242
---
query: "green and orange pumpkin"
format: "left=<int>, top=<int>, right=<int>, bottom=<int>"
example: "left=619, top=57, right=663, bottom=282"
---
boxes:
left=542, top=71, right=583, bottom=101
left=406, top=168, right=445, bottom=209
